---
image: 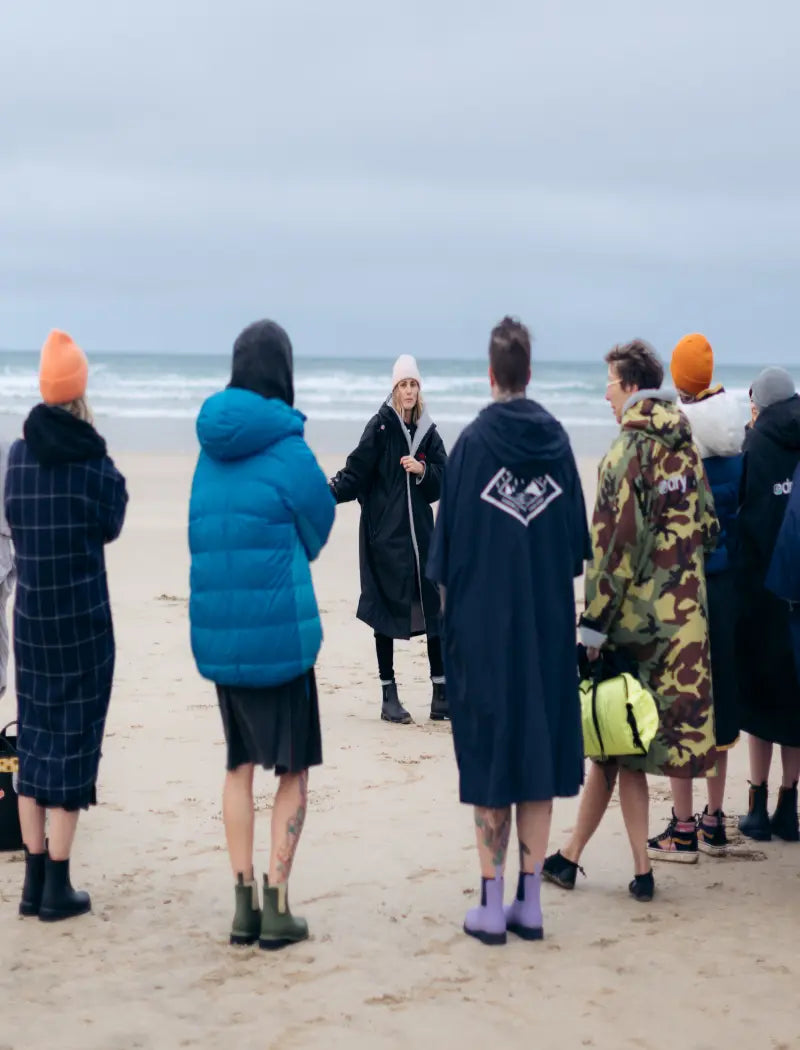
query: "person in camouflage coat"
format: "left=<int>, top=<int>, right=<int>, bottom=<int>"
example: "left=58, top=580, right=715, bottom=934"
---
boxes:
left=544, top=340, right=719, bottom=903
left=582, top=397, right=719, bottom=780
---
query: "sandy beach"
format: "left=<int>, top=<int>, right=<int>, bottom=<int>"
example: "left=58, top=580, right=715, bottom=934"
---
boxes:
left=1, top=450, right=798, bottom=1050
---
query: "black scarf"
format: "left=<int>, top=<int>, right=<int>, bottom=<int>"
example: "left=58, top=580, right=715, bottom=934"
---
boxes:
left=23, top=404, right=107, bottom=466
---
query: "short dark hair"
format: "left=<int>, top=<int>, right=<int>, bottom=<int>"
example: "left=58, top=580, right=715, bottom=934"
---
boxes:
left=489, top=316, right=531, bottom=393
left=605, top=339, right=663, bottom=391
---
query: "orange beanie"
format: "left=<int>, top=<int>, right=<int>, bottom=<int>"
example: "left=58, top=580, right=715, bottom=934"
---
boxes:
left=39, top=329, right=89, bottom=405
left=670, top=333, right=713, bottom=396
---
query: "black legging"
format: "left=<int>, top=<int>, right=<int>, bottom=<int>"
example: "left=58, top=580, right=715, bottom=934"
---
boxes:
left=375, top=633, right=444, bottom=681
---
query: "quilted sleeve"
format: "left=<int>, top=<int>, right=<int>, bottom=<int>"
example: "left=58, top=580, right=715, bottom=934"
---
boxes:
left=283, top=438, right=335, bottom=562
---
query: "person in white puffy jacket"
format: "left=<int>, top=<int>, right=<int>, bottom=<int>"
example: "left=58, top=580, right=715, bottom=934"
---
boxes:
left=647, top=334, right=745, bottom=863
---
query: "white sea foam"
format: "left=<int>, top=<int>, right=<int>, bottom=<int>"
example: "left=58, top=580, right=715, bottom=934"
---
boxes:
left=0, top=350, right=774, bottom=437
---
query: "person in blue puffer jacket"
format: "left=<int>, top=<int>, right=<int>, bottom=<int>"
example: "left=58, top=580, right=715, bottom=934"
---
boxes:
left=189, top=319, right=335, bottom=951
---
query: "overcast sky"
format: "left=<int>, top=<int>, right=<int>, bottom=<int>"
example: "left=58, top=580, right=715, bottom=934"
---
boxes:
left=2, top=2, right=799, bottom=360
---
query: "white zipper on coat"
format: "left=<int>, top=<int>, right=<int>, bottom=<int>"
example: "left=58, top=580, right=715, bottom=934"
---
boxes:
left=404, top=469, right=426, bottom=631
left=393, top=405, right=433, bottom=634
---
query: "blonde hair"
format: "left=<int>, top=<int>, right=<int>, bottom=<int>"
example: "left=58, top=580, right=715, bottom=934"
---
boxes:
left=56, top=396, right=94, bottom=425
left=391, top=385, right=424, bottom=424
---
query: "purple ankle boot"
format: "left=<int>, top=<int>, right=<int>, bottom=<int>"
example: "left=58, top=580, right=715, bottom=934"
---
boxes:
left=504, top=868, right=544, bottom=941
left=464, top=876, right=507, bottom=946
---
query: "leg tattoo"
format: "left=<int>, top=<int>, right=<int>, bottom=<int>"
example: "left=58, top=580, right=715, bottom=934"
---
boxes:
left=474, top=808, right=512, bottom=868
left=274, top=771, right=309, bottom=883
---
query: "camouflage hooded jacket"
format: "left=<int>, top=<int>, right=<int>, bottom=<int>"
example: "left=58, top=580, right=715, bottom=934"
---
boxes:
left=580, top=391, right=720, bottom=777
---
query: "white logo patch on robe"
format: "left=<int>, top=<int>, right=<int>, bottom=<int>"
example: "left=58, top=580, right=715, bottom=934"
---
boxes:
left=480, top=468, right=563, bottom=525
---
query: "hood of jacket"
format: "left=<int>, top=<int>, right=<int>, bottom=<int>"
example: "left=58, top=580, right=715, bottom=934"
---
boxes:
left=621, top=390, right=693, bottom=451
left=229, top=319, right=294, bottom=406
left=753, top=393, right=800, bottom=452
left=23, top=403, right=107, bottom=466
left=472, top=397, right=570, bottom=466
left=679, top=388, right=745, bottom=459
left=379, top=399, right=437, bottom=455
left=197, top=387, right=305, bottom=462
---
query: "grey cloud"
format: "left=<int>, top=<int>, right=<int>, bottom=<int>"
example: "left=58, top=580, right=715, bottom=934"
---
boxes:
left=2, top=1, right=799, bottom=358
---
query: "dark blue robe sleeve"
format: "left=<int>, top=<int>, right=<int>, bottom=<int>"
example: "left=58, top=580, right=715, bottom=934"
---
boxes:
left=565, top=447, right=591, bottom=577
left=427, top=435, right=464, bottom=585
left=767, top=462, right=800, bottom=602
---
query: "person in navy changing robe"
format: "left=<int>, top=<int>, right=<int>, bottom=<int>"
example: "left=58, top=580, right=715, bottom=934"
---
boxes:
left=427, top=316, right=589, bottom=946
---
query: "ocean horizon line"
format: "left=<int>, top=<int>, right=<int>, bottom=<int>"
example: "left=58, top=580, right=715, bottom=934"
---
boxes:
left=2, top=347, right=798, bottom=367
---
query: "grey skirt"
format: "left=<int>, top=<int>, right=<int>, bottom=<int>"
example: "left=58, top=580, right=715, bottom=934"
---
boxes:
left=216, top=669, right=322, bottom=774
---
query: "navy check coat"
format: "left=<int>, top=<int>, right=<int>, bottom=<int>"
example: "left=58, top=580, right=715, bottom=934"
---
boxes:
left=4, top=422, right=128, bottom=809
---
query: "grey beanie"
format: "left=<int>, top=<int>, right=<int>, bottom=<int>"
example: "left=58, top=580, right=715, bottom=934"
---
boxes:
left=750, top=367, right=796, bottom=410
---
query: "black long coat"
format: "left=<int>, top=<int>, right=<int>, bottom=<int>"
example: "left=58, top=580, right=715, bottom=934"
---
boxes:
left=331, top=401, right=446, bottom=639
left=4, top=405, right=128, bottom=809
left=734, top=395, right=800, bottom=746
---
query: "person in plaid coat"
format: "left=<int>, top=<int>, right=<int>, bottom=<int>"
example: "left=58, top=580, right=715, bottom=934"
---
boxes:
left=0, top=440, right=14, bottom=700
left=4, top=330, right=128, bottom=922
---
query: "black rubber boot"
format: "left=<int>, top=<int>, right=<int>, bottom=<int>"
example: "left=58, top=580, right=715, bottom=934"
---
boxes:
left=739, top=782, right=772, bottom=842
left=381, top=681, right=412, bottom=724
left=19, top=847, right=47, bottom=917
left=38, top=855, right=91, bottom=922
left=770, top=783, right=799, bottom=842
left=429, top=681, right=449, bottom=721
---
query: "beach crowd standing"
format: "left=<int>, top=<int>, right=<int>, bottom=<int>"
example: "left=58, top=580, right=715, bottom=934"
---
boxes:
left=3, top=320, right=799, bottom=949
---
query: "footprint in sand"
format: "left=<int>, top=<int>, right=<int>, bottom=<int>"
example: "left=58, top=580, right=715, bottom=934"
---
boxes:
left=413, top=933, right=463, bottom=957
left=365, top=993, right=408, bottom=1007
left=406, top=867, right=438, bottom=882
left=720, top=844, right=768, bottom=861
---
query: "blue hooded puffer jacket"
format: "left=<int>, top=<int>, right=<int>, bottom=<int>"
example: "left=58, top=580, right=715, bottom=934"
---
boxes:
left=189, top=387, right=335, bottom=687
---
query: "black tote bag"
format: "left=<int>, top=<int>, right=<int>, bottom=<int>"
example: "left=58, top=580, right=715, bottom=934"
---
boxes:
left=0, top=721, right=23, bottom=852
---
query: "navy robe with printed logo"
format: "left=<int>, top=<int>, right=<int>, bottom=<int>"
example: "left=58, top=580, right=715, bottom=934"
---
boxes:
left=427, top=398, right=589, bottom=807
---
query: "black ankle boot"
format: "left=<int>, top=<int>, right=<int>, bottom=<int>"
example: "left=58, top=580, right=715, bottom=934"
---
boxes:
left=629, top=870, right=655, bottom=903
left=19, top=847, right=47, bottom=917
left=380, top=681, right=412, bottom=724
left=429, top=681, right=449, bottom=721
left=38, top=855, right=92, bottom=922
left=739, top=782, right=772, bottom=842
left=770, top=783, right=799, bottom=842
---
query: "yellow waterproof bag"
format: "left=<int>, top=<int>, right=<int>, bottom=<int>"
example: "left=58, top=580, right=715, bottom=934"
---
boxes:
left=579, top=672, right=659, bottom=761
